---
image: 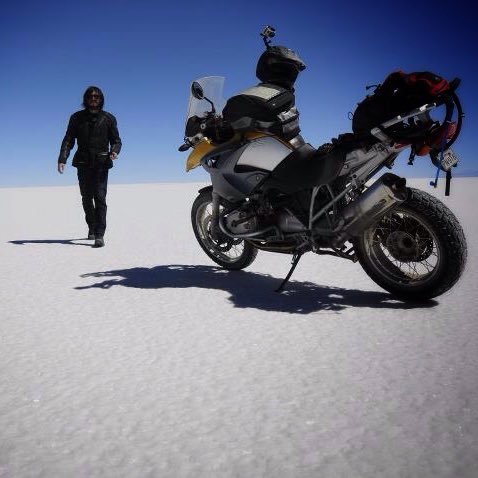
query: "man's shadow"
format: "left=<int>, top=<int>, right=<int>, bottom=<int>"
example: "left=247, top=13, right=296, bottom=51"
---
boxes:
left=9, top=239, right=92, bottom=247
left=76, top=264, right=437, bottom=314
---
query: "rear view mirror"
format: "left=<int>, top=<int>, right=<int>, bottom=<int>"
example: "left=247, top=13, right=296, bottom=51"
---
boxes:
left=191, top=82, right=204, bottom=100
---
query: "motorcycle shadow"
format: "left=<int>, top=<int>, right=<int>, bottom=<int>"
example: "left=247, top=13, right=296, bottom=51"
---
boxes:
left=76, top=264, right=437, bottom=314
left=9, top=239, right=93, bottom=247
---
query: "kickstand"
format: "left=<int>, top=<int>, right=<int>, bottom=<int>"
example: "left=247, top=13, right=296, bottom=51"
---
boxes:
left=275, top=252, right=303, bottom=293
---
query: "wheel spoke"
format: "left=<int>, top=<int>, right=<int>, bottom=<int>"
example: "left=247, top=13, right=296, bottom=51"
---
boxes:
left=196, top=201, right=247, bottom=263
left=355, top=187, right=467, bottom=299
left=367, top=207, right=441, bottom=285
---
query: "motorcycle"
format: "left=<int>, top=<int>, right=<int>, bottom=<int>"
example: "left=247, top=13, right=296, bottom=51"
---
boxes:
left=178, top=29, right=467, bottom=300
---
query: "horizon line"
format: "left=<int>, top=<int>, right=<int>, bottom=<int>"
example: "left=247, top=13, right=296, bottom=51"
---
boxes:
left=1, top=175, right=478, bottom=190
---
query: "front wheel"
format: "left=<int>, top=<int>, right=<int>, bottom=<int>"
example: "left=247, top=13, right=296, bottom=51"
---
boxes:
left=354, top=188, right=467, bottom=300
left=191, top=189, right=258, bottom=270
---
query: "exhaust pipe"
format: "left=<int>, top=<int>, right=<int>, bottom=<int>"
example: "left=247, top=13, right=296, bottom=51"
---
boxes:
left=333, top=173, right=408, bottom=245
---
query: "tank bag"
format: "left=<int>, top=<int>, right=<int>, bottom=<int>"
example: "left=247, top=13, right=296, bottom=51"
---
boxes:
left=223, top=84, right=300, bottom=140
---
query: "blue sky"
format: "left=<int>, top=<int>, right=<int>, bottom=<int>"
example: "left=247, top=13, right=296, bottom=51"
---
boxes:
left=0, top=0, right=476, bottom=187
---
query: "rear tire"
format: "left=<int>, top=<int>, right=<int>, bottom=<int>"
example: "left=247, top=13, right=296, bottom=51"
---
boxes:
left=354, top=188, right=467, bottom=300
left=191, top=190, right=258, bottom=270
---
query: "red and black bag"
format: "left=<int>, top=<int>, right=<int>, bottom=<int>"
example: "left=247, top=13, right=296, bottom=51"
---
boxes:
left=352, top=70, right=452, bottom=138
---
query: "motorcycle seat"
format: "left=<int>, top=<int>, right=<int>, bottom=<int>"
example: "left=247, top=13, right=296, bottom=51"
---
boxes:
left=268, top=141, right=346, bottom=193
left=294, top=133, right=373, bottom=163
left=331, top=132, right=376, bottom=153
left=294, top=142, right=317, bottom=160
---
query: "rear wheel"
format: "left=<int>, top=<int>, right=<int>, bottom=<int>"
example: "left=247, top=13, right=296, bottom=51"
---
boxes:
left=354, top=188, right=467, bottom=300
left=191, top=190, right=258, bottom=270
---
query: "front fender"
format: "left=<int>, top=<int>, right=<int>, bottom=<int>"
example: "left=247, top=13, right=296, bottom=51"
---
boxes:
left=198, top=185, right=213, bottom=195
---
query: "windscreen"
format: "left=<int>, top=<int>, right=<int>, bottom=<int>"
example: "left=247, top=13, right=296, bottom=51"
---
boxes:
left=185, top=76, right=226, bottom=125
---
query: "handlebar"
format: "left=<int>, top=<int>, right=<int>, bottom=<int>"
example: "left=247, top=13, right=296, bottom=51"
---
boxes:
left=178, top=143, right=191, bottom=152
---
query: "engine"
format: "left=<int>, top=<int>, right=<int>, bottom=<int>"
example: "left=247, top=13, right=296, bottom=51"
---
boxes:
left=224, top=205, right=260, bottom=235
left=223, top=198, right=306, bottom=237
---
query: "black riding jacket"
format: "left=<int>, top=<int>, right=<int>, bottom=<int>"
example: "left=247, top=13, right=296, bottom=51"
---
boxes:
left=58, top=110, right=122, bottom=168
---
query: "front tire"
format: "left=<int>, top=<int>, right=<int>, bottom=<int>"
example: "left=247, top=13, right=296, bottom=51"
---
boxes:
left=191, top=190, right=258, bottom=270
left=354, top=188, right=467, bottom=300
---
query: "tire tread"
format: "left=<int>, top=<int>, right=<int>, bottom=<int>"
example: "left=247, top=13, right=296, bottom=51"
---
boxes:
left=355, top=187, right=467, bottom=299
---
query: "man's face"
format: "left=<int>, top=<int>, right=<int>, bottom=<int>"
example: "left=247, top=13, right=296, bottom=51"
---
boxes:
left=87, top=91, right=101, bottom=110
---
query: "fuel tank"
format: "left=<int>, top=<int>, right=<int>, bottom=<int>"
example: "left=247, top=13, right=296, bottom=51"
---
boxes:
left=204, top=133, right=295, bottom=202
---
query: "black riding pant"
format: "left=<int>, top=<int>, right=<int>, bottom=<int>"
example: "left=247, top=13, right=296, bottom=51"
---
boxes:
left=77, top=166, right=109, bottom=237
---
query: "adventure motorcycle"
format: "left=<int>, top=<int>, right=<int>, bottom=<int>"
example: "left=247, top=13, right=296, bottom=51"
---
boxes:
left=178, top=28, right=467, bottom=300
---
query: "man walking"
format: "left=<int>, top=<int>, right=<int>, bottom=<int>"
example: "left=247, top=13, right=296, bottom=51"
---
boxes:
left=57, top=86, right=122, bottom=248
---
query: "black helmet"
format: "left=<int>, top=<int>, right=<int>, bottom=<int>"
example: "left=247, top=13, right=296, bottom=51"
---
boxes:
left=256, top=45, right=306, bottom=89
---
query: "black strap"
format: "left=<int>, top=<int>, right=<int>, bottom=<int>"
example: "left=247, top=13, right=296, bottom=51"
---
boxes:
left=445, top=169, right=452, bottom=196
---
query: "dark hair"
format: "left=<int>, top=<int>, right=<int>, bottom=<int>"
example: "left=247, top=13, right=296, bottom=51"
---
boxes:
left=82, top=86, right=104, bottom=109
